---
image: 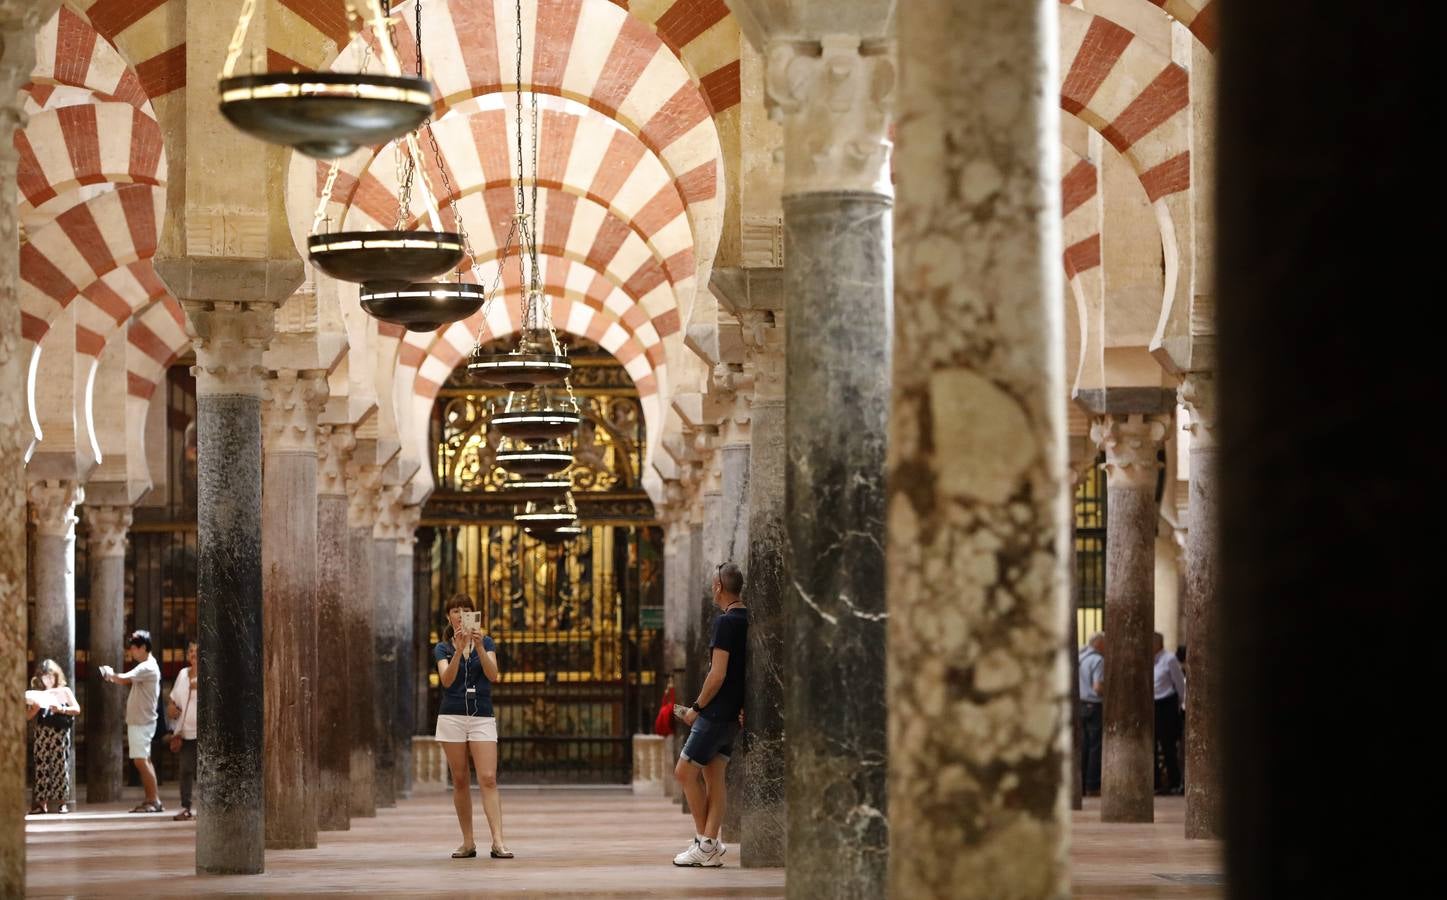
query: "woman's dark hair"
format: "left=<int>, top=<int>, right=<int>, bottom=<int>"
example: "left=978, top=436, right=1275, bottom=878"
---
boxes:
left=445, top=594, right=477, bottom=614
left=127, top=630, right=152, bottom=652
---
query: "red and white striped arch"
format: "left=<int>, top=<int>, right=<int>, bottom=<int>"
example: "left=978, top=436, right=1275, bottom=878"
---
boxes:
left=1143, top=0, right=1216, bottom=50
left=27, top=4, right=151, bottom=111
left=1061, top=148, right=1103, bottom=396
left=19, top=184, right=165, bottom=346
left=345, top=0, right=725, bottom=251
left=1058, top=4, right=1192, bottom=362
left=13, top=102, right=165, bottom=222
left=124, top=294, right=190, bottom=436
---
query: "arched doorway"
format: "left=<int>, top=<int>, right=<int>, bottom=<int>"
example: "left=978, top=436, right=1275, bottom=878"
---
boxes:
left=416, top=337, right=665, bottom=783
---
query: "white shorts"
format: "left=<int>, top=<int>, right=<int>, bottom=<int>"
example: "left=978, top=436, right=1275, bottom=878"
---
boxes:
left=436, top=715, right=497, bottom=743
left=127, top=723, right=156, bottom=759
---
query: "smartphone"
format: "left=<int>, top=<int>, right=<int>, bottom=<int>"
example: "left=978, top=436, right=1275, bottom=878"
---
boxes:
left=460, top=610, right=482, bottom=633
left=673, top=704, right=691, bottom=721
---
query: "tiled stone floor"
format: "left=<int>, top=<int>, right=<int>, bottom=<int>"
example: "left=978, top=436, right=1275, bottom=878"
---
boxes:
left=24, top=787, right=1221, bottom=897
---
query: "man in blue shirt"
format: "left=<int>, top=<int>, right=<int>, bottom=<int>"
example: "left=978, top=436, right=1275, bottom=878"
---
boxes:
left=672, top=562, right=748, bottom=867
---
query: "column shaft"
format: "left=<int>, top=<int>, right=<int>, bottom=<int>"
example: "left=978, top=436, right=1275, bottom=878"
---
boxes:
left=1180, top=375, right=1219, bottom=838
left=889, top=0, right=1070, bottom=893
left=85, top=506, right=132, bottom=803
left=394, top=524, right=418, bottom=800
left=263, top=370, right=324, bottom=850
left=1093, top=414, right=1168, bottom=823
left=28, top=482, right=82, bottom=687
left=783, top=188, right=891, bottom=897
left=740, top=381, right=786, bottom=867
left=347, top=523, right=378, bottom=817
left=372, top=529, right=399, bottom=808
left=716, top=442, right=749, bottom=841
left=316, top=490, right=351, bottom=827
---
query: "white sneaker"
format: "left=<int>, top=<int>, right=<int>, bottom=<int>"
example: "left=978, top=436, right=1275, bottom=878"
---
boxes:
left=673, top=838, right=726, bottom=867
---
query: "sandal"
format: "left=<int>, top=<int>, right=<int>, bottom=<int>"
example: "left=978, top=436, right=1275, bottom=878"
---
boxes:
left=28, top=804, right=46, bottom=815
left=56, top=803, right=70, bottom=814
left=490, top=844, right=515, bottom=859
left=451, top=845, right=477, bottom=859
left=129, top=801, right=164, bottom=813
left=173, top=808, right=195, bottom=821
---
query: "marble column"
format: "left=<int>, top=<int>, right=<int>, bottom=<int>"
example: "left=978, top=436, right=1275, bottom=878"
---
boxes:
left=2, top=8, right=61, bottom=890
left=85, top=505, right=132, bottom=803
left=1090, top=413, right=1169, bottom=824
left=768, top=34, right=893, bottom=896
left=739, top=318, right=786, bottom=867
left=392, top=503, right=421, bottom=799
left=345, top=461, right=382, bottom=818
left=27, top=481, right=84, bottom=686
left=316, top=425, right=354, bottom=830
left=183, top=299, right=282, bottom=875
left=715, top=405, right=750, bottom=842
left=262, top=369, right=326, bottom=850
left=1179, top=373, right=1219, bottom=838
left=888, top=0, right=1070, bottom=893
left=372, top=483, right=403, bottom=808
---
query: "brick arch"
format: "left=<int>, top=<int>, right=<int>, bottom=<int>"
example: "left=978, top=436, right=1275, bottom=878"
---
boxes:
left=1060, top=146, right=1103, bottom=397
left=14, top=102, right=165, bottom=217
left=28, top=4, right=152, bottom=112
left=19, top=184, right=165, bottom=347
left=125, top=294, right=189, bottom=402
left=1058, top=4, right=1191, bottom=361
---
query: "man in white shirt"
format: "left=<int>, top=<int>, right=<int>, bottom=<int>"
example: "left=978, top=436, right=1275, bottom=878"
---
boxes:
left=1153, top=632, right=1186, bottom=795
left=100, top=630, right=163, bottom=813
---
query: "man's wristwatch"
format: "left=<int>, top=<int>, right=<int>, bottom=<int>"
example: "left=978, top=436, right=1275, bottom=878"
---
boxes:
left=690, top=702, right=703, bottom=713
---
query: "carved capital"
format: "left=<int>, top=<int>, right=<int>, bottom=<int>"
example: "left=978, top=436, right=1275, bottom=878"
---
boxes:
left=1090, top=413, right=1170, bottom=490
left=765, top=35, right=895, bottom=196
left=741, top=311, right=786, bottom=408
left=373, top=483, right=406, bottom=541
left=1178, top=371, right=1217, bottom=451
left=316, top=424, right=356, bottom=496
left=393, top=504, right=421, bottom=556
left=185, top=301, right=275, bottom=398
left=28, top=480, right=84, bottom=539
left=264, top=369, right=328, bottom=455
left=345, top=462, right=383, bottom=529
left=86, top=505, right=133, bottom=558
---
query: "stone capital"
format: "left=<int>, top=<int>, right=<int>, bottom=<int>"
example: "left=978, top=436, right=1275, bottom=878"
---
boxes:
left=1178, top=371, right=1218, bottom=451
left=85, top=505, right=134, bottom=558
left=373, top=483, right=407, bottom=541
left=741, top=310, right=786, bottom=408
left=393, top=504, right=422, bottom=556
left=185, top=301, right=275, bottom=398
left=27, top=480, right=84, bottom=539
left=264, top=369, right=328, bottom=455
left=765, top=35, right=895, bottom=197
left=1090, top=414, right=1171, bottom=491
left=345, top=462, right=384, bottom=529
left=317, top=424, right=356, bottom=497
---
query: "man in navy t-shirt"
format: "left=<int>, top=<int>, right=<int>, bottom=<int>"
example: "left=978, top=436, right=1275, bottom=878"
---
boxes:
left=672, top=562, right=748, bottom=868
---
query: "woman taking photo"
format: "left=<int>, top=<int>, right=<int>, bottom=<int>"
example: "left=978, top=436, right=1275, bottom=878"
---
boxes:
left=25, top=659, right=80, bottom=814
left=435, top=594, right=513, bottom=859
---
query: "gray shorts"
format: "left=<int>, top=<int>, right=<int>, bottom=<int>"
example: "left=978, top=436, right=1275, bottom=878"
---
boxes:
left=680, top=716, right=738, bottom=766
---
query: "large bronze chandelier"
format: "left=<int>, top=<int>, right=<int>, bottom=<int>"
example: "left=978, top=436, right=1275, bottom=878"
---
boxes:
left=218, top=0, right=432, bottom=159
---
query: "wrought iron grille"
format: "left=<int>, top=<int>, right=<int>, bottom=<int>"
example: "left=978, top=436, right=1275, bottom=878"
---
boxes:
left=1074, top=455, right=1107, bottom=644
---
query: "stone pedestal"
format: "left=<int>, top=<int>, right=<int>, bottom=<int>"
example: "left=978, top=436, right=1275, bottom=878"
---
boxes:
left=1091, top=413, right=1169, bottom=824
left=768, top=34, right=894, bottom=896
left=888, top=0, right=1070, bottom=893
left=262, top=369, right=327, bottom=850
left=85, top=505, right=132, bottom=803
left=739, top=319, right=786, bottom=868
left=315, top=425, right=354, bottom=830
left=1179, top=374, right=1219, bottom=839
left=182, top=299, right=281, bottom=875
left=28, top=481, right=83, bottom=687
left=372, top=484, right=402, bottom=809
left=345, top=462, right=382, bottom=818
left=3, top=10, right=63, bottom=890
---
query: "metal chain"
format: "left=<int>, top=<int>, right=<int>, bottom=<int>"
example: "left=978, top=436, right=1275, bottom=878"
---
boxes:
left=311, top=160, right=341, bottom=236
left=221, top=0, right=258, bottom=78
